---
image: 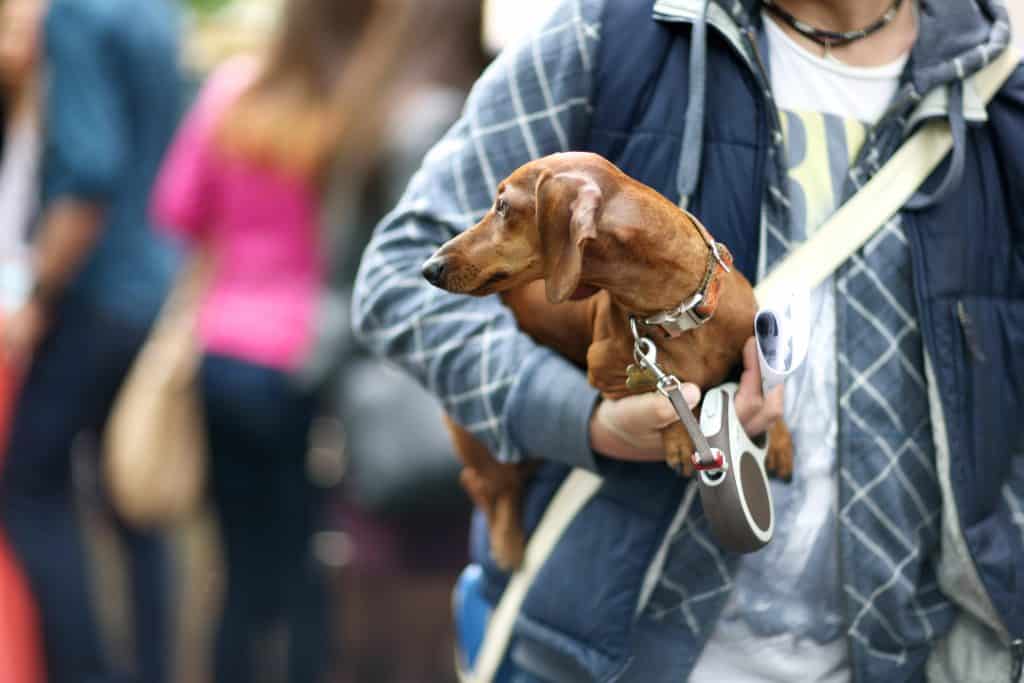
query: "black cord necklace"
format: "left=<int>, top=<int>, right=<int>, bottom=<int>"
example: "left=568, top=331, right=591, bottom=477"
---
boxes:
left=763, top=0, right=904, bottom=56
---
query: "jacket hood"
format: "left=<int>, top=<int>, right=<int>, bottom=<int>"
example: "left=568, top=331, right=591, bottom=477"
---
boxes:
left=909, top=0, right=1012, bottom=96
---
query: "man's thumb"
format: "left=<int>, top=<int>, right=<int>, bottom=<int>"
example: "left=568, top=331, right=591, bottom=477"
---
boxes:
left=649, top=383, right=701, bottom=426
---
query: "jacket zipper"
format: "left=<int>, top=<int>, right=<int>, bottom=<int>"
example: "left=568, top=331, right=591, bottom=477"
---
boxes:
left=956, top=300, right=987, bottom=363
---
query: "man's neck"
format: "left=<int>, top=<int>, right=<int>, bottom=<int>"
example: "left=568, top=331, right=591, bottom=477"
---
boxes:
left=769, top=0, right=917, bottom=67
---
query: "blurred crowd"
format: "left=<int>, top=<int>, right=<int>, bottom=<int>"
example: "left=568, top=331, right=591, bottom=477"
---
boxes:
left=0, top=0, right=512, bottom=681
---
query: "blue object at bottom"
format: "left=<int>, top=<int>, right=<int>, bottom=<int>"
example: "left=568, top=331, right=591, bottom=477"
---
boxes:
left=454, top=564, right=491, bottom=674
left=456, top=564, right=547, bottom=682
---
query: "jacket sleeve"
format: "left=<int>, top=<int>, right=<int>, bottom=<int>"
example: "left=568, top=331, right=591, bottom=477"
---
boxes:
left=43, top=2, right=126, bottom=201
left=352, top=0, right=605, bottom=467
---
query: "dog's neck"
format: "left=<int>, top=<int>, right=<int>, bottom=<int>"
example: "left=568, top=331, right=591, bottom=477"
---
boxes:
left=583, top=221, right=718, bottom=320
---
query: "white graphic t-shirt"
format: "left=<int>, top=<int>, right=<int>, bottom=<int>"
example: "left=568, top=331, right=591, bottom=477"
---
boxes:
left=689, top=16, right=907, bottom=683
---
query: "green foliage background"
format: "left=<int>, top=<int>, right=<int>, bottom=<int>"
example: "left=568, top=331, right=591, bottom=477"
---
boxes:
left=186, top=0, right=232, bottom=15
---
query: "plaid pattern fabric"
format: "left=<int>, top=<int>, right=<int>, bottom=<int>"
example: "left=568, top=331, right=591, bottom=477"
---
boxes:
left=827, top=12, right=1011, bottom=677
left=833, top=210, right=957, bottom=677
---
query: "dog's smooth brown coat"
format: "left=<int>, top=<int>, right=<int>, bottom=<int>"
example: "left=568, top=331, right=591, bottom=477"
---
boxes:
left=423, top=152, right=793, bottom=569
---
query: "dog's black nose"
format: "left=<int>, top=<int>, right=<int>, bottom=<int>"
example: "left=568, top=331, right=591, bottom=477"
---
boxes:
left=421, top=257, right=447, bottom=286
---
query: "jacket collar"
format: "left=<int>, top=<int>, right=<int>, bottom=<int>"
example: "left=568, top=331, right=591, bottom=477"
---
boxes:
left=652, top=0, right=755, bottom=62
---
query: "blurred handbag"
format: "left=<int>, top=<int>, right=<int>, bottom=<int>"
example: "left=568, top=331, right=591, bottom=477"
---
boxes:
left=103, top=254, right=210, bottom=528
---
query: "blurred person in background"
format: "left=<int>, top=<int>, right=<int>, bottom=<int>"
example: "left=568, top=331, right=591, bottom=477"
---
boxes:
left=0, top=0, right=182, bottom=682
left=0, top=0, right=42, bottom=299
left=151, top=1, right=408, bottom=680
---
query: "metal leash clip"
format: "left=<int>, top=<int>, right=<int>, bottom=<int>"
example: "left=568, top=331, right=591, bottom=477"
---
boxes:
left=629, top=317, right=724, bottom=472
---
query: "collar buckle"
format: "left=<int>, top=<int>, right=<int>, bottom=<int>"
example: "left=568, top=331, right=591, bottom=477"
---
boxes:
left=639, top=213, right=733, bottom=338
left=642, top=292, right=706, bottom=336
left=643, top=240, right=730, bottom=338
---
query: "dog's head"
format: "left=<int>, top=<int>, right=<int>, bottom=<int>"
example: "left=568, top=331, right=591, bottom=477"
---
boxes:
left=421, top=152, right=607, bottom=304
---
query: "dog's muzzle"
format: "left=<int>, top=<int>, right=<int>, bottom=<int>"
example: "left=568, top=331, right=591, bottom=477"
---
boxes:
left=421, top=257, right=448, bottom=287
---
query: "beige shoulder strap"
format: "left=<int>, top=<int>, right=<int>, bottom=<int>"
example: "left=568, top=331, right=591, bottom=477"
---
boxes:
left=460, top=468, right=602, bottom=683
left=463, top=45, right=1021, bottom=683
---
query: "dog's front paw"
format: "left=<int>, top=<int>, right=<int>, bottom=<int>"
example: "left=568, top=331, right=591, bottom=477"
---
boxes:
left=764, top=419, right=794, bottom=482
left=662, top=422, right=695, bottom=477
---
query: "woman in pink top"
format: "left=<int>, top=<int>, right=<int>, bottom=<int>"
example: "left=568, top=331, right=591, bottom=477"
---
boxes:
left=151, top=1, right=406, bottom=679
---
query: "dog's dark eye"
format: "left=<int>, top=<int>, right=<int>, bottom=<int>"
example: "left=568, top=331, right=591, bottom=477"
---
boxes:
left=495, top=198, right=509, bottom=217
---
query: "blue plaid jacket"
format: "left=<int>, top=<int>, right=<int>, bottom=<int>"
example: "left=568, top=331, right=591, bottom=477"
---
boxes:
left=353, top=1, right=1024, bottom=680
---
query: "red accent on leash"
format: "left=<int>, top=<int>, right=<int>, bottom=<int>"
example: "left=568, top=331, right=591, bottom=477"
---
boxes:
left=692, top=448, right=725, bottom=471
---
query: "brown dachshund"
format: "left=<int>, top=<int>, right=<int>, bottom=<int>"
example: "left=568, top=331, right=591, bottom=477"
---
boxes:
left=422, top=152, right=793, bottom=570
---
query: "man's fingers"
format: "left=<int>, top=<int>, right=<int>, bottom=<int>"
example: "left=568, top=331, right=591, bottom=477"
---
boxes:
left=737, top=337, right=762, bottom=396
left=682, top=382, right=701, bottom=409
left=616, top=384, right=702, bottom=429
left=735, top=335, right=787, bottom=436
left=650, top=382, right=701, bottom=426
left=745, top=335, right=761, bottom=385
left=591, top=383, right=707, bottom=462
left=742, top=385, right=783, bottom=436
left=652, top=395, right=677, bottom=424
left=736, top=338, right=764, bottom=427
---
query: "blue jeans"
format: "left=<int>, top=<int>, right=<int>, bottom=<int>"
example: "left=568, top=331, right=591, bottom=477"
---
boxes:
left=200, top=354, right=328, bottom=683
left=0, top=301, right=171, bottom=683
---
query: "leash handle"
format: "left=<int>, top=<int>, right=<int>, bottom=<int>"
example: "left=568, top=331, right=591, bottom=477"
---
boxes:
left=696, top=383, right=775, bottom=553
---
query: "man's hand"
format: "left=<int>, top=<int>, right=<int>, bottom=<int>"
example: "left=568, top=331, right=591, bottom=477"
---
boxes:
left=589, top=336, right=784, bottom=462
left=734, top=336, right=784, bottom=437
left=590, top=383, right=702, bottom=462
left=4, top=299, right=48, bottom=370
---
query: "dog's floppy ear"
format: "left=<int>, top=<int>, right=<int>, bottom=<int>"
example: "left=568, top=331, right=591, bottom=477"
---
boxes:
left=535, top=171, right=602, bottom=304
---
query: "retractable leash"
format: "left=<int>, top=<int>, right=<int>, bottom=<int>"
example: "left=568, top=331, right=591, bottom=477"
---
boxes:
left=630, top=317, right=774, bottom=553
